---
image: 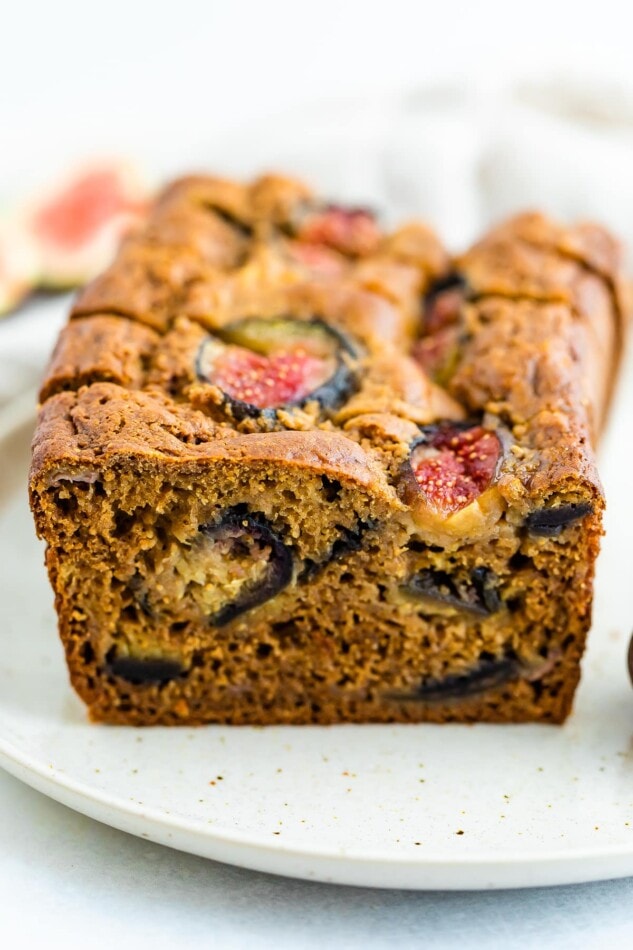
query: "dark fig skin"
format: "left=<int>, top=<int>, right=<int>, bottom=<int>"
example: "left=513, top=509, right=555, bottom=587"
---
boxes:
left=628, top=634, right=633, bottom=688
left=196, top=316, right=359, bottom=422
left=298, top=519, right=378, bottom=582
left=126, top=571, right=155, bottom=618
left=396, top=654, right=522, bottom=703
left=423, top=270, right=468, bottom=308
left=525, top=502, right=593, bottom=537
left=204, top=203, right=253, bottom=237
left=404, top=567, right=501, bottom=617
left=106, top=655, right=185, bottom=685
left=471, top=567, right=502, bottom=614
left=425, top=270, right=468, bottom=294
left=200, top=508, right=293, bottom=627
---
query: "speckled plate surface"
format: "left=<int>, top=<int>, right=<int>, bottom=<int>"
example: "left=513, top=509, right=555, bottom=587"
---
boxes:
left=0, top=310, right=632, bottom=890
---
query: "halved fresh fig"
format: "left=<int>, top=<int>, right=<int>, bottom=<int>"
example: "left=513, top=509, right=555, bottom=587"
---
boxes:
left=400, top=422, right=505, bottom=545
left=409, top=423, right=501, bottom=516
left=195, top=508, right=292, bottom=626
left=396, top=653, right=521, bottom=703
left=525, top=502, right=593, bottom=537
left=292, top=203, right=381, bottom=257
left=196, top=316, right=358, bottom=420
left=25, top=161, right=148, bottom=287
left=403, top=567, right=501, bottom=617
left=0, top=221, right=39, bottom=315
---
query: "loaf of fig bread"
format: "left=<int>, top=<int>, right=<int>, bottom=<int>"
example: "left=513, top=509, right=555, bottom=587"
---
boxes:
left=29, top=174, right=627, bottom=724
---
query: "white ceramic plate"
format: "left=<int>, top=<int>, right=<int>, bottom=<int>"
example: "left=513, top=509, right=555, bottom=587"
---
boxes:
left=1, top=309, right=633, bottom=892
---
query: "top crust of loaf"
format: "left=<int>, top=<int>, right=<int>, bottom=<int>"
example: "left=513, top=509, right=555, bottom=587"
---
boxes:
left=32, top=175, right=628, bottom=517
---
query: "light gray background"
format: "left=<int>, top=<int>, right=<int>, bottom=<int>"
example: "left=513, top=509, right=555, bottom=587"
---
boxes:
left=3, top=1, right=633, bottom=944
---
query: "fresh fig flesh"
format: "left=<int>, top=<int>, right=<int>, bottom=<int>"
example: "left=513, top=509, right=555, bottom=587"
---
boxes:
left=404, top=566, right=501, bottom=617
left=412, top=272, right=467, bottom=380
left=409, top=423, right=501, bottom=515
left=298, top=518, right=378, bottom=582
left=285, top=240, right=346, bottom=276
left=33, top=168, right=143, bottom=251
left=424, top=289, right=465, bottom=335
left=401, top=653, right=521, bottom=703
left=196, top=316, right=357, bottom=419
left=106, top=654, right=185, bottom=684
left=425, top=271, right=468, bottom=297
left=199, top=508, right=293, bottom=626
left=293, top=203, right=380, bottom=256
left=525, top=502, right=593, bottom=537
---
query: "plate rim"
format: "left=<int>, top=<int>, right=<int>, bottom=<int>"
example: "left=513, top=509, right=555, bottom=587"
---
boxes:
left=3, top=723, right=633, bottom=891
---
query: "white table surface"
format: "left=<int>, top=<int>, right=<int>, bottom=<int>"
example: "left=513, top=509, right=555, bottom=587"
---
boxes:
left=2, top=765, right=633, bottom=950
left=4, top=1, right=633, bottom=943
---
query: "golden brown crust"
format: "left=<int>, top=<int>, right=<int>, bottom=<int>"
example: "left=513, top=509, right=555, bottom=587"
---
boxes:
left=481, top=211, right=628, bottom=311
left=33, top=384, right=393, bottom=491
left=39, top=316, right=160, bottom=402
left=30, top=173, right=627, bottom=726
left=457, top=211, right=628, bottom=432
